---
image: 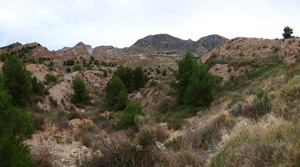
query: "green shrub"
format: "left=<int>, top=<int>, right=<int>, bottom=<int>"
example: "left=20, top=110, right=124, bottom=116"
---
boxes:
left=213, top=113, right=236, bottom=130
left=66, top=68, right=71, bottom=73
left=162, top=70, right=167, bottom=76
left=32, top=76, right=44, bottom=95
left=66, top=59, right=74, bottom=66
left=72, top=65, right=82, bottom=72
left=149, top=80, right=157, bottom=87
left=229, top=101, right=243, bottom=117
left=118, top=100, right=143, bottom=129
left=281, top=76, right=300, bottom=102
left=71, top=76, right=90, bottom=105
left=155, top=68, right=161, bottom=74
left=164, top=136, right=183, bottom=151
left=44, top=73, right=57, bottom=84
left=253, top=88, right=271, bottom=116
left=103, top=70, right=108, bottom=77
left=137, top=126, right=156, bottom=148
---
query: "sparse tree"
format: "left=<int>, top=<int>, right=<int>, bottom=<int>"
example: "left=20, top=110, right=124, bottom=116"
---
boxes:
left=283, top=26, right=293, bottom=39
left=71, top=76, right=90, bottom=105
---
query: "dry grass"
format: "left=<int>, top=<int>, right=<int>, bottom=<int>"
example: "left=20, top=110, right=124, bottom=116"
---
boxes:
left=159, top=149, right=203, bottom=167
left=210, top=116, right=300, bottom=167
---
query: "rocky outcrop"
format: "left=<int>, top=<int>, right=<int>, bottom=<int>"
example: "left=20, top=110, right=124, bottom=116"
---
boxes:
left=92, top=45, right=118, bottom=59
left=127, top=34, right=228, bottom=55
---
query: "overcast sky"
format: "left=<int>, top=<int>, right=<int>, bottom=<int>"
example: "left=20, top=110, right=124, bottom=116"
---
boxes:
left=0, top=0, right=299, bottom=50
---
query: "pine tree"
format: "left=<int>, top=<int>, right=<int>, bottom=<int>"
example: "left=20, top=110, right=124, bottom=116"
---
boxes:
left=176, top=51, right=196, bottom=104
left=31, top=76, right=44, bottom=95
left=0, top=72, right=35, bottom=167
left=183, top=62, right=216, bottom=107
left=71, top=76, right=90, bottom=105
left=282, top=26, right=293, bottom=39
left=132, top=66, right=147, bottom=91
left=106, top=76, right=127, bottom=109
left=2, top=56, right=32, bottom=106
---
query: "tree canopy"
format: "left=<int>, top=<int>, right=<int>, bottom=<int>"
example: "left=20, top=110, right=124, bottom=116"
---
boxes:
left=283, top=26, right=293, bottom=39
left=106, top=76, right=128, bottom=110
left=175, top=51, right=216, bottom=108
left=71, top=76, right=90, bottom=105
left=0, top=72, right=35, bottom=167
left=2, top=56, right=33, bottom=106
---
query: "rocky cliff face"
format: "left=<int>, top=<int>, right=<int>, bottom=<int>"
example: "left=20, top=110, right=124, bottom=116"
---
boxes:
left=127, top=34, right=228, bottom=55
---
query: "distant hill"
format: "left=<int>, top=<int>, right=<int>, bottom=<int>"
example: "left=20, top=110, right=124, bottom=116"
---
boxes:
left=126, top=34, right=228, bottom=55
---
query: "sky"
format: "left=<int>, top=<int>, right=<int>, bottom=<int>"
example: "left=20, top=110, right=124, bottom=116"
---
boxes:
left=0, top=0, right=299, bottom=50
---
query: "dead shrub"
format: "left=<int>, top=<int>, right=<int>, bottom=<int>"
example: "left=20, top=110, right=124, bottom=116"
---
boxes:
left=155, top=124, right=168, bottom=142
left=80, top=132, right=159, bottom=167
left=159, top=149, right=202, bottom=167
left=213, top=113, right=236, bottom=130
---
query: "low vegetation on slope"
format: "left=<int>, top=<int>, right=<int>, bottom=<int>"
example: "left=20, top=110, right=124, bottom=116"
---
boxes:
left=2, top=27, right=300, bottom=167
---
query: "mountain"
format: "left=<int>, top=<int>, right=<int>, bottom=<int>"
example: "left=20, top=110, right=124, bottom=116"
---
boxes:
left=127, top=34, right=228, bottom=55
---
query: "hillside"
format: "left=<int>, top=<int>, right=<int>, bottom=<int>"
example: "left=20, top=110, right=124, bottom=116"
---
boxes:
left=2, top=36, right=300, bottom=167
left=200, top=37, right=300, bottom=81
left=127, top=34, right=228, bottom=55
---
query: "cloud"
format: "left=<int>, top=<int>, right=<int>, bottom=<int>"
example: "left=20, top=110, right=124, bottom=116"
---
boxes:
left=0, top=0, right=299, bottom=50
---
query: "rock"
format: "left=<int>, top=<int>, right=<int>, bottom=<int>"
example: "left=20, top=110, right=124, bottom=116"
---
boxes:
left=81, top=146, right=88, bottom=152
left=156, top=141, right=166, bottom=151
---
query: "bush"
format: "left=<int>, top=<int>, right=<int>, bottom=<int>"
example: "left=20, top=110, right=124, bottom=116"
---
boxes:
left=253, top=88, right=271, bottom=116
left=159, top=150, right=202, bottom=167
left=118, top=100, right=143, bottom=129
left=66, top=59, right=74, bottom=66
left=162, top=70, right=167, bottom=76
left=281, top=76, right=300, bottom=102
left=80, top=132, right=158, bottom=167
left=32, top=76, right=44, bottom=95
left=213, top=113, right=236, bottom=130
left=149, top=80, right=157, bottom=87
left=167, top=115, right=184, bottom=130
left=137, top=126, right=156, bottom=148
left=44, top=73, right=57, bottom=84
left=72, top=65, right=82, bottom=72
left=71, top=76, right=90, bottom=105
left=229, top=101, right=243, bottom=117
left=66, top=68, right=71, bottom=73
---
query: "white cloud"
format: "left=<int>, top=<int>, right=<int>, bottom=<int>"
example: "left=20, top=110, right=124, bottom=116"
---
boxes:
left=0, top=0, right=299, bottom=50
